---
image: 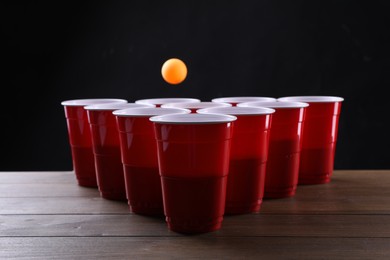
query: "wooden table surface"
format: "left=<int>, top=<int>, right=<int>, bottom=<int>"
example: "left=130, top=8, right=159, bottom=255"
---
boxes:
left=1, top=170, right=389, bottom=259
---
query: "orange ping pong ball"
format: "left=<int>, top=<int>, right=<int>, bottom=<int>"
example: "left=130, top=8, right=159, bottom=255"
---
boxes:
left=161, top=58, right=187, bottom=84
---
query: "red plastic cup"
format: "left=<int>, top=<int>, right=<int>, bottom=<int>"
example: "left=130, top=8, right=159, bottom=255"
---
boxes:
left=238, top=101, right=309, bottom=198
left=161, top=101, right=232, bottom=113
left=150, top=113, right=237, bottom=234
left=85, top=102, right=153, bottom=200
left=197, top=107, right=275, bottom=215
left=61, top=98, right=127, bottom=187
left=113, top=107, right=190, bottom=216
left=211, top=96, right=276, bottom=106
left=278, top=96, right=344, bottom=184
left=135, top=98, right=201, bottom=108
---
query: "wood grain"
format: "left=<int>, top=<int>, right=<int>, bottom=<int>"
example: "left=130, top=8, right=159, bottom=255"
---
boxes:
left=0, top=171, right=75, bottom=184
left=0, top=170, right=389, bottom=259
left=0, top=197, right=129, bottom=214
left=0, top=214, right=389, bottom=238
left=1, top=237, right=389, bottom=259
left=2, top=170, right=390, bottom=214
left=0, top=183, right=99, bottom=197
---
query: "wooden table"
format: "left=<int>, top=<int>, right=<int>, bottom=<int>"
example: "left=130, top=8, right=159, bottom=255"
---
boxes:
left=1, top=170, right=389, bottom=259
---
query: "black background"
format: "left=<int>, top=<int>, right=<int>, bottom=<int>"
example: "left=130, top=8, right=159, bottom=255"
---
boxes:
left=1, top=1, right=389, bottom=171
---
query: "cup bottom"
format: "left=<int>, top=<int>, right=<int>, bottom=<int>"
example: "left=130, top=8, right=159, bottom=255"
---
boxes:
left=298, top=173, right=331, bottom=185
left=129, top=203, right=165, bottom=217
left=95, top=153, right=127, bottom=201
left=124, top=165, right=165, bottom=216
left=225, top=200, right=261, bottom=215
left=299, top=146, right=335, bottom=185
left=166, top=216, right=223, bottom=234
left=71, top=146, right=98, bottom=188
left=225, top=159, right=266, bottom=215
left=264, top=186, right=297, bottom=199
left=100, top=191, right=127, bottom=201
left=77, top=178, right=98, bottom=188
left=161, top=175, right=227, bottom=234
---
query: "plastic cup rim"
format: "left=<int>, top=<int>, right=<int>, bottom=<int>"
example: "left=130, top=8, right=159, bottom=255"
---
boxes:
left=135, top=98, right=201, bottom=105
left=211, top=96, right=277, bottom=103
left=84, top=103, right=154, bottom=111
left=149, top=113, right=237, bottom=124
left=61, top=98, right=128, bottom=107
left=161, top=101, right=232, bottom=109
left=197, top=106, right=275, bottom=115
left=238, top=101, right=309, bottom=109
left=112, top=107, right=190, bottom=117
left=277, top=96, right=344, bottom=103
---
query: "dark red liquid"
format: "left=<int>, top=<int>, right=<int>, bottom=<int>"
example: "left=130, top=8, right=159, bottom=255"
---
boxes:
left=94, top=148, right=127, bottom=201
left=298, top=145, right=336, bottom=185
left=264, top=140, right=301, bottom=198
left=225, top=158, right=266, bottom=215
left=161, top=175, right=227, bottom=234
left=123, top=165, right=164, bottom=216
left=70, top=146, right=97, bottom=187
